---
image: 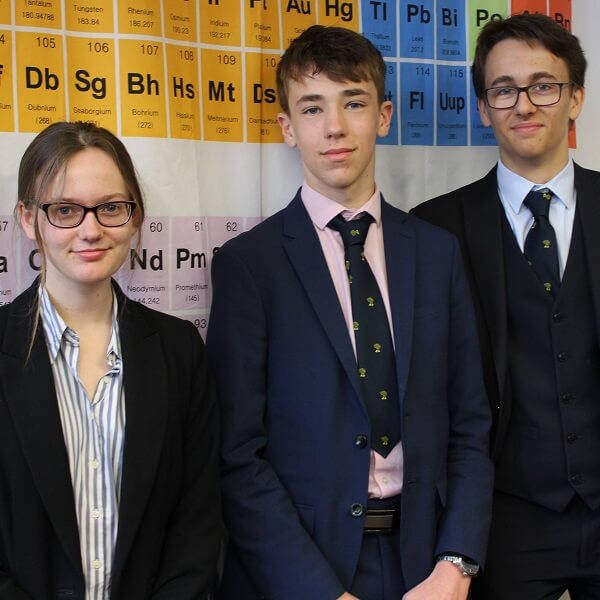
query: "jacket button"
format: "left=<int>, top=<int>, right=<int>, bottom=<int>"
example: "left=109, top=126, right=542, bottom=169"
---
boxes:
left=350, top=503, right=364, bottom=517
left=355, top=434, right=368, bottom=448
left=561, top=393, right=575, bottom=404
left=557, top=352, right=569, bottom=362
left=567, top=433, right=578, bottom=444
left=570, top=474, right=584, bottom=485
left=552, top=312, right=565, bottom=322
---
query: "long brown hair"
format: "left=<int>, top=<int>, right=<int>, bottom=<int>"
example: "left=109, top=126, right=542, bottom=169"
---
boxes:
left=16, top=121, right=146, bottom=356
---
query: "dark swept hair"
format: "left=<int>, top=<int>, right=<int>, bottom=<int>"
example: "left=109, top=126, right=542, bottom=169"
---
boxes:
left=276, top=25, right=387, bottom=114
left=472, top=12, right=587, bottom=97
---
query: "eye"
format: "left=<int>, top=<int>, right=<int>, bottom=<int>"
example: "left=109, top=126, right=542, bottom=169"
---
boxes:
left=346, top=101, right=365, bottom=109
left=56, top=204, right=76, bottom=216
left=531, top=82, right=556, bottom=94
left=301, top=106, right=321, bottom=115
left=99, top=202, right=120, bottom=214
left=494, top=87, right=516, bottom=97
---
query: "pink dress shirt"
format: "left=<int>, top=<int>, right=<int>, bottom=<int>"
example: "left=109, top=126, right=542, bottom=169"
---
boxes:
left=301, top=182, right=403, bottom=498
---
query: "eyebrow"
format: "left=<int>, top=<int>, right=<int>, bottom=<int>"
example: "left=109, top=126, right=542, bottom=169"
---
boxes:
left=295, top=87, right=371, bottom=106
left=488, top=71, right=559, bottom=87
left=52, top=193, right=129, bottom=204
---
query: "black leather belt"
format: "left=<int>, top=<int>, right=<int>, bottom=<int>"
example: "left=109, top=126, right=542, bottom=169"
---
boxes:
left=364, top=504, right=400, bottom=534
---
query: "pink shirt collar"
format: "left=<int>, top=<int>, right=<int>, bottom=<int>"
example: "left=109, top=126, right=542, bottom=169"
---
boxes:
left=300, top=181, right=382, bottom=229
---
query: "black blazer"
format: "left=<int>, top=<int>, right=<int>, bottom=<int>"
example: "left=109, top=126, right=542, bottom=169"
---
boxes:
left=411, top=163, right=600, bottom=458
left=0, top=282, right=221, bottom=600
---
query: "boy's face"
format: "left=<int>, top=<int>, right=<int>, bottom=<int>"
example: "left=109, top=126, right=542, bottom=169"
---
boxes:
left=477, top=38, right=584, bottom=179
left=278, top=72, right=392, bottom=208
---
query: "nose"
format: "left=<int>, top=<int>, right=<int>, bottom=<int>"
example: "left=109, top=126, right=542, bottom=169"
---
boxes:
left=325, top=106, right=346, bottom=139
left=77, top=209, right=103, bottom=240
left=513, top=88, right=537, bottom=115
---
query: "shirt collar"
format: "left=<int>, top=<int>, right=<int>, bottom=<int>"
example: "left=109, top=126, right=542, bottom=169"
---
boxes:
left=497, top=158, right=575, bottom=216
left=300, top=181, right=382, bottom=229
left=39, top=286, right=121, bottom=364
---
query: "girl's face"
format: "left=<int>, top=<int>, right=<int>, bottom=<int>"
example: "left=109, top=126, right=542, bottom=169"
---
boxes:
left=19, top=147, right=139, bottom=296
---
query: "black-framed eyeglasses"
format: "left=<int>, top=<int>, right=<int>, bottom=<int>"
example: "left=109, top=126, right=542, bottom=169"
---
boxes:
left=483, top=82, right=574, bottom=109
left=41, top=201, right=137, bottom=228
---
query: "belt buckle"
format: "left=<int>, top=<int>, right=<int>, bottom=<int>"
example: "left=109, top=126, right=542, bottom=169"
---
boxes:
left=363, top=507, right=397, bottom=534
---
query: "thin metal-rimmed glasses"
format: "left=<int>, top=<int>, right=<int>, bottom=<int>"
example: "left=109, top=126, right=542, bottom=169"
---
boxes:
left=483, top=82, right=574, bottom=109
left=41, top=201, right=137, bottom=228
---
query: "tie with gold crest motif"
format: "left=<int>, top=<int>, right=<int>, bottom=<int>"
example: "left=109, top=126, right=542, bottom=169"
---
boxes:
left=523, top=189, right=560, bottom=297
left=328, top=213, right=401, bottom=457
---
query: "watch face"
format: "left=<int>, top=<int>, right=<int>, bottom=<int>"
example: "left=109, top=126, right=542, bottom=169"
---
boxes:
left=462, top=560, right=479, bottom=576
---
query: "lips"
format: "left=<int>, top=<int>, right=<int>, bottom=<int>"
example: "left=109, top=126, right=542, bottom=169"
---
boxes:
left=74, top=249, right=109, bottom=261
left=511, top=121, right=543, bottom=134
left=322, top=147, right=355, bottom=161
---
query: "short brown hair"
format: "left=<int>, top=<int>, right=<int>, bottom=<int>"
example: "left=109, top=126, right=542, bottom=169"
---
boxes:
left=276, top=25, right=387, bottom=114
left=472, top=13, right=586, bottom=97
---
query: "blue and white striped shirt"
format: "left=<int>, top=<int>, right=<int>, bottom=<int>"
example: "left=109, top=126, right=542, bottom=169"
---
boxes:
left=40, top=287, right=126, bottom=600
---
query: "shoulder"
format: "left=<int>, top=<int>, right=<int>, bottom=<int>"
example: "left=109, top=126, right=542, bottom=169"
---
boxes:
left=219, top=209, right=285, bottom=254
left=212, top=194, right=306, bottom=273
left=118, top=293, right=202, bottom=359
left=574, top=162, right=600, bottom=185
left=121, top=296, right=197, bottom=336
left=383, top=199, right=459, bottom=248
left=411, top=167, right=497, bottom=221
left=0, top=283, right=38, bottom=330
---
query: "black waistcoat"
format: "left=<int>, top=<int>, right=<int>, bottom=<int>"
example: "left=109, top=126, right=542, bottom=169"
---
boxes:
left=496, top=211, right=600, bottom=511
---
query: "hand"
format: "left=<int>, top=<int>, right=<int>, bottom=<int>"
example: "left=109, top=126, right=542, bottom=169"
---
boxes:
left=402, top=560, right=472, bottom=600
left=337, top=594, right=360, bottom=600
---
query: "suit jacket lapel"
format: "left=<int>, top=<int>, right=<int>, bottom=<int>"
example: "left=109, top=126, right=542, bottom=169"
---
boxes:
left=112, top=294, right=168, bottom=574
left=573, top=164, right=600, bottom=341
left=0, top=286, right=82, bottom=574
left=282, top=192, right=367, bottom=414
left=381, top=200, right=415, bottom=403
left=463, top=167, right=508, bottom=405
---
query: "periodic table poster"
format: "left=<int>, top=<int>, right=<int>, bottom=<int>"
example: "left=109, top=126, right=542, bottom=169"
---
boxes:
left=0, top=0, right=599, bottom=335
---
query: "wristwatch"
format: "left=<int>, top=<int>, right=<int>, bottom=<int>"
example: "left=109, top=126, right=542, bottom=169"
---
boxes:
left=437, top=554, right=480, bottom=577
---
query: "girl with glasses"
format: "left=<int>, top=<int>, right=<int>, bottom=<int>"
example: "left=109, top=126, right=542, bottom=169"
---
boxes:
left=0, top=121, right=221, bottom=600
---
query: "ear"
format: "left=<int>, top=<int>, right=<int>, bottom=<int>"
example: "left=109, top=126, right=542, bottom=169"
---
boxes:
left=568, top=85, right=585, bottom=122
left=277, top=112, right=297, bottom=148
left=17, top=202, right=38, bottom=242
left=477, top=96, right=493, bottom=128
left=130, top=204, right=143, bottom=230
left=377, top=101, right=393, bottom=138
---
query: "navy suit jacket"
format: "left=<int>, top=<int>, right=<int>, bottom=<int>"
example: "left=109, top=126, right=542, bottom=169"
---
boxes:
left=208, top=191, right=493, bottom=600
left=0, top=282, right=222, bottom=600
left=411, top=164, right=600, bottom=459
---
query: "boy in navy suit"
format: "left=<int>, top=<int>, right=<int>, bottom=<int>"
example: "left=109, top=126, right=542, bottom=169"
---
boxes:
left=208, top=25, right=492, bottom=600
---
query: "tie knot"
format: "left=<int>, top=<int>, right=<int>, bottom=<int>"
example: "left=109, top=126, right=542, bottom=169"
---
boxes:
left=328, top=213, right=374, bottom=249
left=523, top=188, right=553, bottom=219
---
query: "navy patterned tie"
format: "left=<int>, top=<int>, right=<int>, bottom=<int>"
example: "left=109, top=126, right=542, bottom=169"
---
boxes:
left=523, top=189, right=560, bottom=297
left=328, top=213, right=401, bottom=457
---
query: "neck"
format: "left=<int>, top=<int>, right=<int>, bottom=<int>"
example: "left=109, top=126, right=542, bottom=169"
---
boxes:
left=500, top=150, right=570, bottom=185
left=309, top=181, right=378, bottom=210
left=44, top=279, right=114, bottom=330
left=304, top=165, right=377, bottom=209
